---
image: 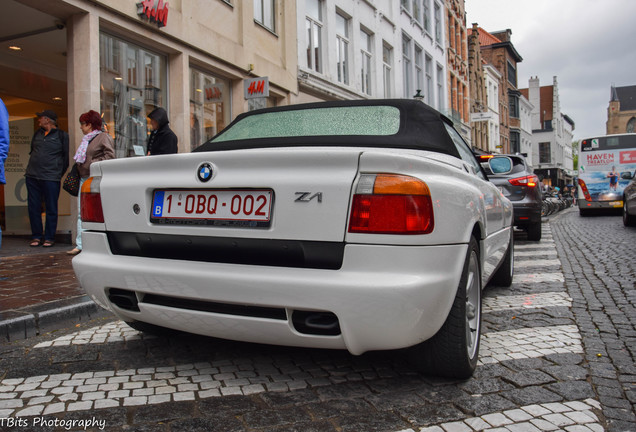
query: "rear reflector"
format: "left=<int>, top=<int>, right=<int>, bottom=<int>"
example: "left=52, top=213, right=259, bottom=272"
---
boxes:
left=80, top=177, right=105, bottom=223
left=578, top=178, right=592, bottom=202
left=348, top=174, right=434, bottom=234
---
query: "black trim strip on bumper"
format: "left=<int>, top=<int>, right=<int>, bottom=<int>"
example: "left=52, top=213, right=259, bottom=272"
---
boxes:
left=142, top=293, right=288, bottom=320
left=106, top=232, right=344, bottom=270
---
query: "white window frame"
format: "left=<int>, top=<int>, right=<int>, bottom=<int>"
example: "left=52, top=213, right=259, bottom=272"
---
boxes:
left=425, top=53, right=433, bottom=106
left=305, top=0, right=323, bottom=73
left=336, top=12, right=350, bottom=85
left=434, top=2, right=442, bottom=44
left=254, top=0, right=275, bottom=32
left=423, top=0, right=431, bottom=34
left=413, top=0, right=422, bottom=25
left=436, top=63, right=444, bottom=111
left=415, top=45, right=423, bottom=96
left=383, top=42, right=393, bottom=98
left=402, top=34, right=412, bottom=98
left=360, top=28, right=373, bottom=96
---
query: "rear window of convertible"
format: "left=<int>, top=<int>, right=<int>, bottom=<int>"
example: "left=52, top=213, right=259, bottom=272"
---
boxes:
left=211, top=106, right=401, bottom=142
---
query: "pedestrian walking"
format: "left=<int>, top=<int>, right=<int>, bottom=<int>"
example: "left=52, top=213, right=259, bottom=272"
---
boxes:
left=0, top=98, right=9, bottom=250
left=25, top=110, right=69, bottom=248
left=146, top=107, right=178, bottom=155
left=67, top=110, right=115, bottom=256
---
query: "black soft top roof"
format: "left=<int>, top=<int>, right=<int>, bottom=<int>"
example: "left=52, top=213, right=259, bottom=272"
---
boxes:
left=194, top=99, right=460, bottom=158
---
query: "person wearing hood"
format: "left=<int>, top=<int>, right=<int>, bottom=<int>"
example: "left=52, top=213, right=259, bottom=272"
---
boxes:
left=146, top=107, right=178, bottom=155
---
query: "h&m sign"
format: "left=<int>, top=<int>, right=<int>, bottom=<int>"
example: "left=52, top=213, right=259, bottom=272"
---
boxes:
left=244, top=77, right=269, bottom=99
left=137, top=0, right=169, bottom=28
left=205, top=84, right=224, bottom=103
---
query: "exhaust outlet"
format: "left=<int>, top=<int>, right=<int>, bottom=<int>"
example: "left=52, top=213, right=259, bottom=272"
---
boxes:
left=108, top=288, right=140, bottom=312
left=292, top=310, right=341, bottom=336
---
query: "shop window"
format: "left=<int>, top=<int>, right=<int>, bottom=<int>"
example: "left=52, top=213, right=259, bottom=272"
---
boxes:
left=190, top=68, right=232, bottom=151
left=100, top=33, right=167, bottom=158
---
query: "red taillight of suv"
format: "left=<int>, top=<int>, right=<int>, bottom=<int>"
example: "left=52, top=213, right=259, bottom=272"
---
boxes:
left=578, top=178, right=592, bottom=202
left=348, top=174, right=434, bottom=234
left=81, top=177, right=105, bottom=223
left=508, top=175, right=539, bottom=188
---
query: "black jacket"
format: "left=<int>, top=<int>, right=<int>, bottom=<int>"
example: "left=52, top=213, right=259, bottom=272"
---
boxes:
left=25, top=128, right=69, bottom=181
left=147, top=108, right=178, bottom=155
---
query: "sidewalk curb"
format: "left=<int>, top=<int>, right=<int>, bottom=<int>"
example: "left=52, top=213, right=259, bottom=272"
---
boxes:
left=1, top=295, right=113, bottom=343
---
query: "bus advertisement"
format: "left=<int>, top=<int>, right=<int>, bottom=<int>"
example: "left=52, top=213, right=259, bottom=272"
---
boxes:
left=578, top=133, right=636, bottom=215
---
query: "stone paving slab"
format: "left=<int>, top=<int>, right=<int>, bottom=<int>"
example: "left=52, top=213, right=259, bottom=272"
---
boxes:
left=514, top=250, right=558, bottom=258
left=483, top=293, right=572, bottom=313
left=513, top=273, right=565, bottom=284
left=397, top=399, right=603, bottom=432
left=479, top=325, right=583, bottom=365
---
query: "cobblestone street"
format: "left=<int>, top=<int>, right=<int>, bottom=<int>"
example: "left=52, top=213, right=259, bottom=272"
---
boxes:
left=551, top=211, right=636, bottom=431
left=0, top=208, right=634, bottom=431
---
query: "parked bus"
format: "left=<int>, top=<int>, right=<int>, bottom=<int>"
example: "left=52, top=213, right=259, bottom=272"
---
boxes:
left=577, top=133, right=636, bottom=215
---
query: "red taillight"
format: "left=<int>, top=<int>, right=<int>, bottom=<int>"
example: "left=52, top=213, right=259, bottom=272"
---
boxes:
left=508, top=175, right=539, bottom=188
left=80, top=177, right=104, bottom=223
left=348, top=174, right=434, bottom=234
left=578, top=178, right=592, bottom=202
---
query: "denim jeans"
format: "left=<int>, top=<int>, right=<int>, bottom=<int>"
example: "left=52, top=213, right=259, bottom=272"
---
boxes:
left=26, top=176, right=61, bottom=242
left=76, top=178, right=85, bottom=250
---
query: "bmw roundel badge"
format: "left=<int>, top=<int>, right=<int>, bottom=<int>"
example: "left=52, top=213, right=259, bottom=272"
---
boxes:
left=197, top=163, right=213, bottom=182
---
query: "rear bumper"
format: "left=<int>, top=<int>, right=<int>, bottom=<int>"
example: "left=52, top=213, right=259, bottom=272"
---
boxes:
left=73, top=232, right=467, bottom=355
left=578, top=199, right=623, bottom=209
left=512, top=203, right=542, bottom=225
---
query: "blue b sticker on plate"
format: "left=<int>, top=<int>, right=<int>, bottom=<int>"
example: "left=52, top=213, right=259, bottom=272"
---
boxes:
left=152, top=191, right=165, bottom=217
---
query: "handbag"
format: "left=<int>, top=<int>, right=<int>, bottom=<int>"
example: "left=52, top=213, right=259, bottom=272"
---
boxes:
left=63, top=164, right=80, bottom=197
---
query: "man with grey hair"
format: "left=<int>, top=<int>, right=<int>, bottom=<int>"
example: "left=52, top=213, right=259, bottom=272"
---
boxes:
left=25, top=110, right=69, bottom=247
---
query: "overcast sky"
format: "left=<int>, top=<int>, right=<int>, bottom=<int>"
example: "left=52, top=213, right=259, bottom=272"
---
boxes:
left=466, top=0, right=636, bottom=142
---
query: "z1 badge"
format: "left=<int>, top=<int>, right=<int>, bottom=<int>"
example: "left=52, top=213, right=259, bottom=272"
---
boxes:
left=197, top=163, right=213, bottom=182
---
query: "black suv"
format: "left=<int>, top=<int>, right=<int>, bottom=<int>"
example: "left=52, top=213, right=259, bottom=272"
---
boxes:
left=481, top=154, right=543, bottom=241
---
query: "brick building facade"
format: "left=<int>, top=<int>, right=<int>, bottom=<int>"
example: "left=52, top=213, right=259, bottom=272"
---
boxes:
left=607, top=85, right=636, bottom=134
left=472, top=28, right=522, bottom=155
left=467, top=23, right=487, bottom=152
left=445, top=0, right=470, bottom=142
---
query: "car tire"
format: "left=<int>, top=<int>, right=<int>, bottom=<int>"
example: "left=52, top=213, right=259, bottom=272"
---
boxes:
left=407, top=237, right=481, bottom=379
left=624, top=199, right=636, bottom=227
left=490, top=232, right=514, bottom=287
left=526, top=221, right=542, bottom=241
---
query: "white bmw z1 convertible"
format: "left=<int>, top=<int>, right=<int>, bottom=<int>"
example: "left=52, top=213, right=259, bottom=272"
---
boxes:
left=73, top=99, right=514, bottom=378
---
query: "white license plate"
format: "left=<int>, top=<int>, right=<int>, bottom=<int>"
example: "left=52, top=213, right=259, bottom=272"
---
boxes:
left=152, top=189, right=272, bottom=222
left=609, top=200, right=623, bottom=208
